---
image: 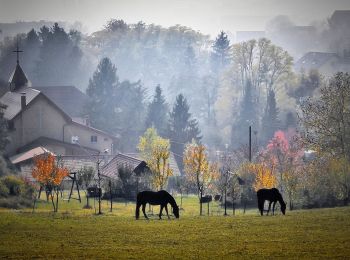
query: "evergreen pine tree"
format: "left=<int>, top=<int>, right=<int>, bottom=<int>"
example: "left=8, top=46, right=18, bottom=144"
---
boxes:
left=261, top=89, right=280, bottom=143
left=23, top=29, right=40, bottom=79
left=115, top=80, right=146, bottom=152
left=145, top=85, right=168, bottom=135
left=85, top=57, right=119, bottom=132
left=34, top=23, right=82, bottom=86
left=168, top=94, right=201, bottom=171
left=211, top=31, right=230, bottom=72
left=231, top=80, right=257, bottom=147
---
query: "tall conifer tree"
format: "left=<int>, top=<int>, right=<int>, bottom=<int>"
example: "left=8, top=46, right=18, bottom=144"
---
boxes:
left=85, top=57, right=118, bottom=132
left=231, top=80, right=257, bottom=147
left=261, top=89, right=280, bottom=143
left=211, top=31, right=230, bottom=72
left=145, top=85, right=168, bottom=135
left=168, top=94, right=201, bottom=171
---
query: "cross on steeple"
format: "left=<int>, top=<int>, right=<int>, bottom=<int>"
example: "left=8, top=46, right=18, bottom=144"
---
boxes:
left=13, top=39, right=23, bottom=65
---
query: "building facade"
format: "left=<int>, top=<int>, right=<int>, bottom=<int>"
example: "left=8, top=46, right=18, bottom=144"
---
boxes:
left=0, top=59, right=117, bottom=157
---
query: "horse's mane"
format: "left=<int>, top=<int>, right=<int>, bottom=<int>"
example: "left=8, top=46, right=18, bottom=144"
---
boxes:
left=274, top=189, right=285, bottom=205
left=160, top=190, right=178, bottom=208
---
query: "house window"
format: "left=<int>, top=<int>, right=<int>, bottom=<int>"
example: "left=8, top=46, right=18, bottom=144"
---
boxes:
left=8, top=121, right=15, bottom=131
left=71, top=136, right=79, bottom=144
left=91, top=136, right=98, bottom=143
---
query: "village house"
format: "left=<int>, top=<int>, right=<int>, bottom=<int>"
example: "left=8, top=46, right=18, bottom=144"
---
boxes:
left=0, top=57, right=117, bottom=158
left=0, top=56, right=152, bottom=192
left=0, top=50, right=178, bottom=189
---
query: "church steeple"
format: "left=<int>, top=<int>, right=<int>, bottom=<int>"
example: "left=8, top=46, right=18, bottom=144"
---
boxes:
left=9, top=40, right=28, bottom=92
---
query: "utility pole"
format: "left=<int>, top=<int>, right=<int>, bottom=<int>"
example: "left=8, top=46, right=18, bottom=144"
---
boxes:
left=97, top=155, right=102, bottom=215
left=224, top=170, right=228, bottom=216
left=109, top=179, right=113, bottom=212
left=243, top=126, right=252, bottom=215
left=249, top=125, right=252, bottom=162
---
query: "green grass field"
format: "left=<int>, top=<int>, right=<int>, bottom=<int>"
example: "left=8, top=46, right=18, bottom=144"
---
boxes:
left=0, top=195, right=350, bottom=259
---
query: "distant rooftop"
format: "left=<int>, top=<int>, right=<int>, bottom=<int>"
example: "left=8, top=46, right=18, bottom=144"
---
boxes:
left=126, top=152, right=181, bottom=176
left=294, top=52, right=338, bottom=72
left=32, top=86, right=89, bottom=118
left=0, top=87, right=40, bottom=120
left=9, top=146, right=54, bottom=165
left=330, top=10, right=350, bottom=27
left=102, top=153, right=148, bottom=179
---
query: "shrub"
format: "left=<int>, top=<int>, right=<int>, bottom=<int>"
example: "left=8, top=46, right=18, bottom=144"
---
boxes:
left=0, top=175, right=36, bottom=209
left=0, top=196, right=32, bottom=209
left=21, top=177, right=36, bottom=199
left=1, top=176, right=24, bottom=196
left=0, top=181, right=9, bottom=197
left=0, top=156, right=12, bottom=177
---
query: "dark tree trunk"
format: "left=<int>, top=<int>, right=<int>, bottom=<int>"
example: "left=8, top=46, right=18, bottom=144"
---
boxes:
left=55, top=190, right=59, bottom=212
left=199, top=191, right=203, bottom=216
left=180, top=191, right=183, bottom=208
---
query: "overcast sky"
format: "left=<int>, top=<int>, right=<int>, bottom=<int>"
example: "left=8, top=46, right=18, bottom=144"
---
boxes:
left=1, top=0, right=350, bottom=36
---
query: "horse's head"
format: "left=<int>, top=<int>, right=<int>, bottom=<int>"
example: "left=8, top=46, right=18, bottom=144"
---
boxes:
left=173, top=204, right=180, bottom=218
left=280, top=201, right=286, bottom=215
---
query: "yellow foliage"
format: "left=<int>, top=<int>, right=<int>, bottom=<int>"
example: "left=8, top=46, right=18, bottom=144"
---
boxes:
left=328, top=157, right=350, bottom=201
left=138, top=128, right=173, bottom=190
left=183, top=141, right=218, bottom=194
left=245, top=163, right=277, bottom=191
left=138, top=127, right=158, bottom=163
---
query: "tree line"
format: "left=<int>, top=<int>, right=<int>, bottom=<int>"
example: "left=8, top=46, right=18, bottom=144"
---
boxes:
left=0, top=21, right=323, bottom=154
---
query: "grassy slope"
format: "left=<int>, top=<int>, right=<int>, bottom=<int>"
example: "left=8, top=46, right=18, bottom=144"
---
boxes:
left=0, top=196, right=349, bottom=259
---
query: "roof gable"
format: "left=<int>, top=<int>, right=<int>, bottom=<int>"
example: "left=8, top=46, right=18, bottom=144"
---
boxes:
left=294, top=52, right=338, bottom=71
left=9, top=146, right=55, bottom=164
left=0, top=87, right=40, bottom=120
left=16, top=136, right=100, bottom=156
left=330, top=10, right=350, bottom=27
left=125, top=152, right=181, bottom=176
left=9, top=64, right=29, bottom=91
left=102, top=153, right=147, bottom=179
left=32, top=86, right=89, bottom=117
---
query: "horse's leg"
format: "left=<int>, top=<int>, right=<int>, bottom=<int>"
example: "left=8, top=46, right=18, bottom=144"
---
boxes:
left=267, top=201, right=272, bottom=215
left=142, top=204, right=148, bottom=219
left=258, top=199, right=264, bottom=216
left=135, top=202, right=141, bottom=219
left=272, top=201, right=276, bottom=215
left=165, top=205, right=170, bottom=219
left=159, top=205, right=164, bottom=219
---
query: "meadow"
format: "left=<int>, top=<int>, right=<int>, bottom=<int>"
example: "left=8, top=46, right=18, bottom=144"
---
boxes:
left=0, top=195, right=350, bottom=259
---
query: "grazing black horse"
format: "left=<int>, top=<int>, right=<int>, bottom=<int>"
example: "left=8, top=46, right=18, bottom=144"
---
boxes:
left=136, top=190, right=179, bottom=220
left=257, top=188, right=286, bottom=216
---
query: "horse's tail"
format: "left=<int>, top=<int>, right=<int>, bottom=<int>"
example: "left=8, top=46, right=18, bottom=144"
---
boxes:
left=135, top=192, right=141, bottom=219
left=135, top=203, right=140, bottom=219
left=257, top=190, right=264, bottom=216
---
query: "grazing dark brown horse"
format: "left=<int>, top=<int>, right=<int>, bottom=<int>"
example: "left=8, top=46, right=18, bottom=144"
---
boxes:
left=136, top=190, right=179, bottom=220
left=257, top=188, right=286, bottom=216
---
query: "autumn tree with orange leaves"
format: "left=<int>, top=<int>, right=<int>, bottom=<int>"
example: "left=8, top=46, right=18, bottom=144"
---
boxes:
left=245, top=163, right=277, bottom=191
left=32, top=154, right=69, bottom=212
left=183, top=141, right=218, bottom=215
left=262, top=130, right=304, bottom=210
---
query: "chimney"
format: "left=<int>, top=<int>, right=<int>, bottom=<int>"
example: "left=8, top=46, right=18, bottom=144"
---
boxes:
left=20, top=92, right=26, bottom=110
left=84, top=115, right=90, bottom=126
